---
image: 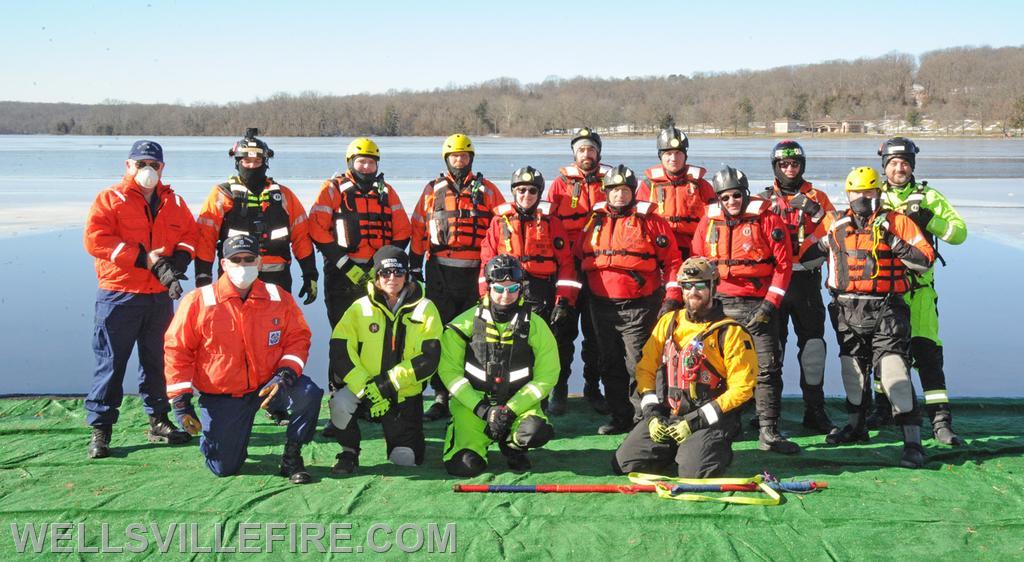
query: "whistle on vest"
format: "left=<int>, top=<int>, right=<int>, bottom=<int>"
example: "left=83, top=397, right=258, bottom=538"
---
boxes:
left=487, top=361, right=511, bottom=403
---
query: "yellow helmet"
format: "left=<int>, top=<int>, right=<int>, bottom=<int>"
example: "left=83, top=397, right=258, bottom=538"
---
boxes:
left=845, top=166, right=881, bottom=192
left=442, top=134, right=475, bottom=159
left=346, top=137, right=380, bottom=161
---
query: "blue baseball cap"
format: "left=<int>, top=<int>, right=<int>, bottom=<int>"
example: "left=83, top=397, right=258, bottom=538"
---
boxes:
left=129, top=140, right=164, bottom=163
left=222, top=234, right=260, bottom=258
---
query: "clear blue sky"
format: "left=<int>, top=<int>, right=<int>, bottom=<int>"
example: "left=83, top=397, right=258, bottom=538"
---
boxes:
left=1, top=0, right=1021, bottom=105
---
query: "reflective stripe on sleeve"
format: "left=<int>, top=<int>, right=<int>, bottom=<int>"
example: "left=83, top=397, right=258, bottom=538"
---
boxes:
left=281, top=354, right=305, bottom=370
left=110, top=242, right=126, bottom=261
left=177, top=242, right=196, bottom=253
left=700, top=402, right=720, bottom=425
left=524, top=383, right=543, bottom=399
left=449, top=377, right=470, bottom=394
left=166, top=382, right=193, bottom=393
left=640, top=393, right=660, bottom=409
left=556, top=279, right=583, bottom=289
left=768, top=286, right=786, bottom=297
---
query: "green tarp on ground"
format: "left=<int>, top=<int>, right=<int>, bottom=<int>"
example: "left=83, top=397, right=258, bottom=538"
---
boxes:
left=1, top=397, right=1022, bottom=559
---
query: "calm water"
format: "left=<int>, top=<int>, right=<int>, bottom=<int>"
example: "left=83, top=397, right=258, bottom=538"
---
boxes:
left=0, top=135, right=1021, bottom=396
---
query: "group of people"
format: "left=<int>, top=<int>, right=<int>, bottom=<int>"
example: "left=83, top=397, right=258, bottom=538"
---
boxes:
left=82, top=127, right=966, bottom=483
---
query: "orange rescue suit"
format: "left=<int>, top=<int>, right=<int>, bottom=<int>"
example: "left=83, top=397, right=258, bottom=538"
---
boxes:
left=637, top=164, right=716, bottom=253
left=410, top=172, right=505, bottom=266
left=308, top=172, right=411, bottom=262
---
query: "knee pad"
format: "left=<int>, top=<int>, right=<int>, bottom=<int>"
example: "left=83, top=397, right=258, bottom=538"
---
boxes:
left=329, top=387, right=360, bottom=430
left=388, top=446, right=417, bottom=467
left=839, top=356, right=867, bottom=406
left=798, top=339, right=827, bottom=386
left=878, top=354, right=915, bottom=414
left=444, top=450, right=486, bottom=477
left=513, top=416, right=554, bottom=450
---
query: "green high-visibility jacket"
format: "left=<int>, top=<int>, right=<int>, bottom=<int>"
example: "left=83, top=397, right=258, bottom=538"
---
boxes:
left=329, top=281, right=442, bottom=401
left=881, top=179, right=968, bottom=249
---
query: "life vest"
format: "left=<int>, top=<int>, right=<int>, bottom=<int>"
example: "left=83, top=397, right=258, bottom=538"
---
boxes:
left=494, top=201, right=560, bottom=278
left=762, top=182, right=825, bottom=256
left=426, top=173, right=492, bottom=253
left=704, top=198, right=775, bottom=280
left=555, top=163, right=612, bottom=233
left=643, top=165, right=710, bottom=239
left=330, top=176, right=395, bottom=255
left=580, top=201, right=659, bottom=273
left=656, top=313, right=737, bottom=416
left=824, top=210, right=910, bottom=294
left=218, top=179, right=293, bottom=260
left=462, top=303, right=534, bottom=405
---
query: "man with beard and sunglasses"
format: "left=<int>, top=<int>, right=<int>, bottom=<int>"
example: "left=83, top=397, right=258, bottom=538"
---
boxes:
left=692, top=166, right=796, bottom=455
left=613, top=257, right=757, bottom=478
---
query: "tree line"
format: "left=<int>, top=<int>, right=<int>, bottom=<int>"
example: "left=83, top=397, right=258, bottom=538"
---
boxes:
left=2, top=45, right=1023, bottom=137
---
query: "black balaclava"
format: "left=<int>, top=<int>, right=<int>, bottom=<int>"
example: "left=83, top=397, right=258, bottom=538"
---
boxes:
left=773, top=161, right=804, bottom=193
left=237, top=161, right=268, bottom=193
left=850, top=195, right=880, bottom=217
left=489, top=294, right=520, bottom=323
left=447, top=156, right=473, bottom=186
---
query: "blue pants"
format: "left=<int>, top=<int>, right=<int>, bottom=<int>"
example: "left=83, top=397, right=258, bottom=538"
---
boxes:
left=197, top=376, right=323, bottom=477
left=85, top=290, right=173, bottom=427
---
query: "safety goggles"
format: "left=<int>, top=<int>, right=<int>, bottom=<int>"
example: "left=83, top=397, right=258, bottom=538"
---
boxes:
left=134, top=161, right=161, bottom=169
left=490, top=282, right=521, bottom=294
left=718, top=192, right=744, bottom=202
left=681, top=281, right=710, bottom=291
left=513, top=187, right=539, bottom=195
left=227, top=255, right=257, bottom=264
left=778, top=160, right=801, bottom=170
left=377, top=268, right=407, bottom=279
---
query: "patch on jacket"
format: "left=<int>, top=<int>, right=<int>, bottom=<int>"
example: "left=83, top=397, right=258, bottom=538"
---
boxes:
left=269, top=330, right=281, bottom=346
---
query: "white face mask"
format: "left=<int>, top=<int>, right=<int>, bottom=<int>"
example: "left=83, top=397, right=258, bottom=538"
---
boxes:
left=226, top=263, right=259, bottom=289
left=135, top=167, right=159, bottom=189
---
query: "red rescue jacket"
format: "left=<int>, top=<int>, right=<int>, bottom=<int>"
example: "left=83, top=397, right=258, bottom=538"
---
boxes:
left=637, top=164, right=716, bottom=255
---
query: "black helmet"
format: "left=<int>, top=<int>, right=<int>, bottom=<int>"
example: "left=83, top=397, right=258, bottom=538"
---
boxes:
left=570, top=127, right=602, bottom=154
left=657, top=127, right=689, bottom=155
left=878, top=137, right=919, bottom=169
left=601, top=164, right=638, bottom=192
left=229, top=127, right=274, bottom=160
left=484, top=255, right=524, bottom=283
left=510, top=166, right=545, bottom=192
left=712, top=166, right=750, bottom=195
left=771, top=139, right=806, bottom=168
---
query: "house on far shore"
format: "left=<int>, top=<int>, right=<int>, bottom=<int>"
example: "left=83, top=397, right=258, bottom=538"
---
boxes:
left=841, top=118, right=867, bottom=133
left=774, top=118, right=803, bottom=134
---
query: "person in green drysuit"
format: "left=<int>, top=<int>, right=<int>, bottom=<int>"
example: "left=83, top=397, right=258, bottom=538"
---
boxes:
left=438, top=255, right=559, bottom=476
left=869, top=137, right=968, bottom=446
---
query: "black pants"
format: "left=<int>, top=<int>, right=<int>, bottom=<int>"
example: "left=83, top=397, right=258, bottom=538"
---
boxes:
left=334, top=394, right=425, bottom=465
left=425, top=258, right=481, bottom=398
left=258, top=268, right=293, bottom=292
left=720, top=295, right=783, bottom=422
left=521, top=274, right=576, bottom=396
left=558, top=281, right=603, bottom=393
left=588, top=292, right=662, bottom=424
left=613, top=411, right=741, bottom=478
left=828, top=295, right=920, bottom=425
left=777, top=269, right=828, bottom=408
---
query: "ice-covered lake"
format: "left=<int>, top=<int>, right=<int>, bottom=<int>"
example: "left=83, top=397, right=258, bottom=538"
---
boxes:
left=0, top=135, right=1021, bottom=396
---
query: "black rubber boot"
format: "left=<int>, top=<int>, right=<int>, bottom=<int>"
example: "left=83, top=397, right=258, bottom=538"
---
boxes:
left=930, top=407, right=964, bottom=447
left=266, top=409, right=290, bottom=426
left=545, top=384, right=568, bottom=417
left=500, top=443, right=532, bottom=472
left=88, top=425, right=112, bottom=459
left=423, top=393, right=450, bottom=422
left=865, top=392, right=893, bottom=429
left=758, top=422, right=801, bottom=455
left=583, top=381, right=610, bottom=416
left=899, top=425, right=926, bottom=469
left=802, top=405, right=837, bottom=435
left=331, top=451, right=359, bottom=475
left=280, top=441, right=312, bottom=484
left=597, top=417, right=634, bottom=436
left=826, top=424, right=870, bottom=445
left=147, top=414, right=192, bottom=445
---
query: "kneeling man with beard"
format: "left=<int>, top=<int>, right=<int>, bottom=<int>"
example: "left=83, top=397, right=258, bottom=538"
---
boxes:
left=612, top=257, right=757, bottom=478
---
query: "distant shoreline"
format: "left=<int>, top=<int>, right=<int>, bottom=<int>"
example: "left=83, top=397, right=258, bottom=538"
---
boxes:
left=0, top=132, right=1020, bottom=140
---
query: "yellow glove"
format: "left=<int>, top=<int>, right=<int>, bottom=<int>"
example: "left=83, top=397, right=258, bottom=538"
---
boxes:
left=648, top=417, right=673, bottom=444
left=666, top=419, right=693, bottom=444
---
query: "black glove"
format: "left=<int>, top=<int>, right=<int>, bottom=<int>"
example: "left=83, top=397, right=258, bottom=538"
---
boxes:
left=641, top=401, right=669, bottom=422
left=745, top=300, right=776, bottom=327
left=299, top=276, right=318, bottom=305
left=791, top=193, right=823, bottom=219
left=549, top=299, right=571, bottom=329
left=657, top=299, right=683, bottom=318
left=171, top=392, right=202, bottom=435
left=908, top=206, right=935, bottom=232
left=272, top=367, right=299, bottom=387
left=152, top=258, right=185, bottom=299
left=484, top=405, right=516, bottom=442
left=171, top=250, right=192, bottom=279
left=194, top=259, right=214, bottom=287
